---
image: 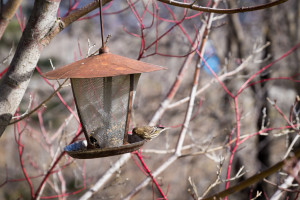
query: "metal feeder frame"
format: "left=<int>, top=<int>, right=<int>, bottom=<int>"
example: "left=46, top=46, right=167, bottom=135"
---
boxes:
left=43, top=51, right=166, bottom=159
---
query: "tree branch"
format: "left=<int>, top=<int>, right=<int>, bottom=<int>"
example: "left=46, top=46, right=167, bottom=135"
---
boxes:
left=157, top=0, right=288, bottom=14
left=41, top=0, right=113, bottom=45
left=0, top=0, right=61, bottom=137
left=0, top=0, right=22, bottom=39
left=8, top=79, right=69, bottom=125
left=0, top=0, right=111, bottom=137
left=202, top=148, right=300, bottom=200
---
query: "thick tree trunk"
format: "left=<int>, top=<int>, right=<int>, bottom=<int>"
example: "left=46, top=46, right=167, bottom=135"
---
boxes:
left=0, top=0, right=23, bottom=39
left=0, top=0, right=61, bottom=136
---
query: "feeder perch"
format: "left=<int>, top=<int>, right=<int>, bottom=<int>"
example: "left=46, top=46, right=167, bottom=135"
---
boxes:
left=43, top=50, right=166, bottom=159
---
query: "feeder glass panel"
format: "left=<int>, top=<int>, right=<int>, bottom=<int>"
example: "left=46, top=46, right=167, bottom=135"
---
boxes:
left=71, top=74, right=140, bottom=148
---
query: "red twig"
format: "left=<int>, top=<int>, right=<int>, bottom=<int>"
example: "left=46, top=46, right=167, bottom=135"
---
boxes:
left=131, top=152, right=148, bottom=175
left=201, top=57, right=234, bottom=98
left=168, top=98, right=203, bottom=129
left=34, top=128, right=83, bottom=199
left=0, top=66, right=8, bottom=77
left=237, top=42, right=300, bottom=96
left=224, top=97, right=240, bottom=192
left=134, top=151, right=168, bottom=199
left=62, top=0, right=81, bottom=18
left=35, top=67, right=80, bottom=123
left=15, top=6, right=25, bottom=31
left=40, top=186, right=86, bottom=199
left=0, top=158, right=74, bottom=188
left=267, top=98, right=296, bottom=129
left=244, top=76, right=300, bottom=90
left=14, top=114, right=35, bottom=198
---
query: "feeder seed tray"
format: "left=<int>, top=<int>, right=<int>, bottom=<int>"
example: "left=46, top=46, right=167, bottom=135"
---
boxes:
left=64, top=135, right=145, bottom=159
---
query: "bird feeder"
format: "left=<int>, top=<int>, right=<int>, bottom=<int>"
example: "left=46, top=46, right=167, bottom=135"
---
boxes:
left=43, top=48, right=166, bottom=159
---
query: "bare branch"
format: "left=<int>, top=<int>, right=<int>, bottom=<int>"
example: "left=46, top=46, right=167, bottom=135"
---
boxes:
left=9, top=79, right=69, bottom=125
left=42, top=0, right=113, bottom=44
left=0, top=0, right=61, bottom=137
left=202, top=149, right=300, bottom=200
left=79, top=154, right=131, bottom=200
left=157, top=0, right=288, bottom=14
left=168, top=55, right=253, bottom=109
left=0, top=0, right=22, bottom=39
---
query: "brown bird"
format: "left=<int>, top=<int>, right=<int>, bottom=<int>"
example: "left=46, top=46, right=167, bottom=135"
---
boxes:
left=132, top=126, right=169, bottom=140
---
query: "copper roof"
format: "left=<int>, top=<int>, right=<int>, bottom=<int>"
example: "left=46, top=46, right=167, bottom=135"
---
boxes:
left=43, top=52, right=166, bottom=79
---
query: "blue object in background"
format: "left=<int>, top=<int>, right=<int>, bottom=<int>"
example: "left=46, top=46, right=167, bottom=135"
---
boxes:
left=201, top=40, right=220, bottom=75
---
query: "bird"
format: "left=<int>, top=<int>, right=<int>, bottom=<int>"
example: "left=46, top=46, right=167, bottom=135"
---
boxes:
left=88, top=131, right=101, bottom=148
left=132, top=126, right=169, bottom=140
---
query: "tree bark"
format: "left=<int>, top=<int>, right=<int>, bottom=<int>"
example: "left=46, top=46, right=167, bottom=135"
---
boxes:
left=0, top=0, right=61, bottom=136
left=0, top=0, right=22, bottom=39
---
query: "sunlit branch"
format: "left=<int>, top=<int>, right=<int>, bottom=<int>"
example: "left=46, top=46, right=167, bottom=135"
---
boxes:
left=157, top=0, right=288, bottom=14
left=202, top=148, right=300, bottom=200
